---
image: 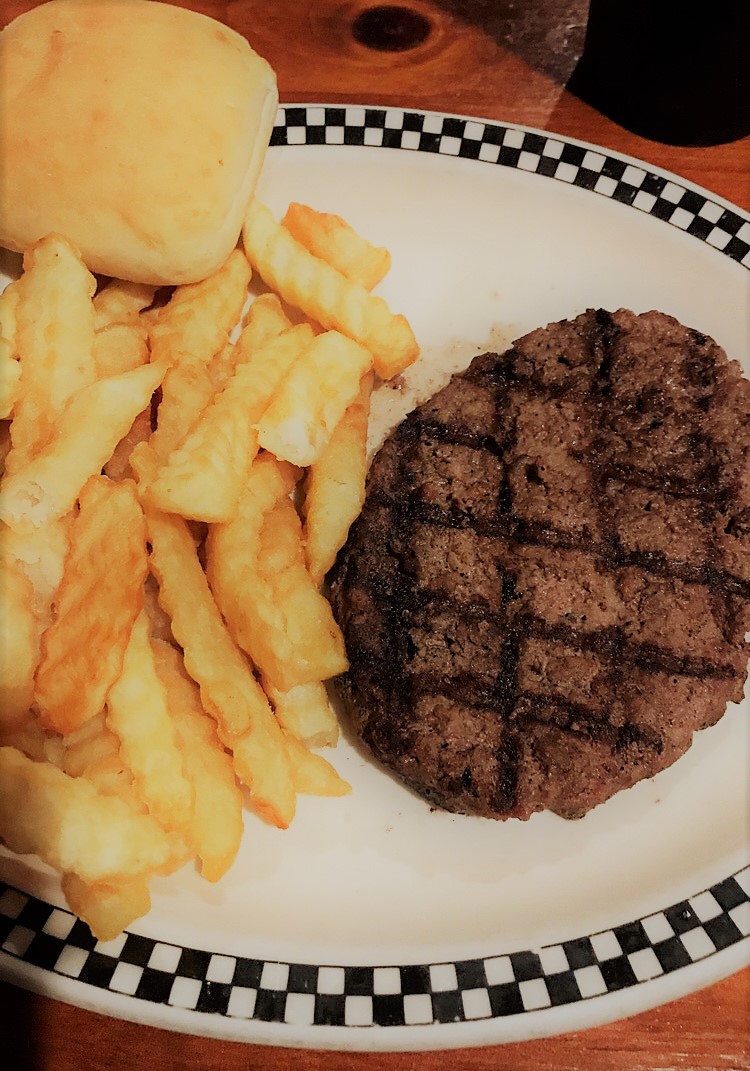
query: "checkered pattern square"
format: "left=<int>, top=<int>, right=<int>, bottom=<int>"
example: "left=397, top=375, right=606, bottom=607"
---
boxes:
left=1, top=865, right=748, bottom=1030
left=270, top=106, right=749, bottom=269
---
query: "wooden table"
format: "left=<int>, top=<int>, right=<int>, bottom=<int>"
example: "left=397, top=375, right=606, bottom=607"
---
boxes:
left=1, top=1, right=748, bottom=1068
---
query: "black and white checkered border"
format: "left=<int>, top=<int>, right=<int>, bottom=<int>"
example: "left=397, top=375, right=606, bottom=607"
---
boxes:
left=271, top=106, right=750, bottom=269
left=1, top=107, right=748, bottom=1034
left=1, top=866, right=748, bottom=1029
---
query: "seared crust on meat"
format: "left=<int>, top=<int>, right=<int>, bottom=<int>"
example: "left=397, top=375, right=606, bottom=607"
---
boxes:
left=329, top=309, right=750, bottom=820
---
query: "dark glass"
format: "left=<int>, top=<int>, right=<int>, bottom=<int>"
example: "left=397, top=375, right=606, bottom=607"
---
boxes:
left=569, top=0, right=750, bottom=146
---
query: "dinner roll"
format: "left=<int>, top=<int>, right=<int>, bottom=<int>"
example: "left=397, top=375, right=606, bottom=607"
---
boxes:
left=0, top=0, right=278, bottom=284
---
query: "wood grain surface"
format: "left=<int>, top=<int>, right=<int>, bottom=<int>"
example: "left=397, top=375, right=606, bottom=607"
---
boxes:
left=1, top=2, right=748, bottom=1069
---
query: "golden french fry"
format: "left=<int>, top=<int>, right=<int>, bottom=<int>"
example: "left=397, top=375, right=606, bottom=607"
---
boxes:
left=152, top=639, right=243, bottom=882
left=260, top=497, right=348, bottom=683
left=243, top=200, right=419, bottom=380
left=60, top=713, right=153, bottom=822
left=1, top=515, right=71, bottom=623
left=79, top=754, right=144, bottom=808
left=0, top=338, right=21, bottom=418
left=0, top=556, right=38, bottom=725
left=226, top=729, right=297, bottom=828
left=143, top=383, right=261, bottom=521
left=61, top=872, right=151, bottom=942
left=0, top=710, right=64, bottom=766
left=304, top=371, right=373, bottom=585
left=266, top=680, right=339, bottom=749
left=0, top=280, right=20, bottom=354
left=0, top=746, right=175, bottom=883
left=60, top=711, right=120, bottom=778
left=104, top=407, right=153, bottom=483
left=145, top=504, right=295, bottom=827
left=284, top=732, right=351, bottom=797
left=256, top=331, right=372, bottom=466
left=93, top=321, right=150, bottom=378
left=106, top=611, right=194, bottom=831
left=148, top=249, right=251, bottom=367
left=207, top=473, right=347, bottom=692
left=282, top=203, right=391, bottom=290
left=0, top=360, right=165, bottom=531
left=143, top=572, right=175, bottom=645
left=144, top=324, right=314, bottom=521
left=205, top=453, right=298, bottom=677
left=147, top=355, right=217, bottom=463
left=34, top=477, right=148, bottom=734
left=202, top=294, right=294, bottom=396
left=7, top=234, right=97, bottom=470
left=207, top=339, right=238, bottom=395
left=240, top=292, right=293, bottom=345
left=93, top=280, right=156, bottom=330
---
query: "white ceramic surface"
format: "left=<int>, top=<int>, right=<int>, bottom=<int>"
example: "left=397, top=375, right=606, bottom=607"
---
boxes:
left=1, top=106, right=748, bottom=1051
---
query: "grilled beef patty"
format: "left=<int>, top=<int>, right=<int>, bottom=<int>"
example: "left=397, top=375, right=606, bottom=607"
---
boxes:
left=329, top=309, right=750, bottom=820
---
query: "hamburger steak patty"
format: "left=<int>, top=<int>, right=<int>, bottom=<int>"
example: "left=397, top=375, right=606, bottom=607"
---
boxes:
left=329, top=309, right=750, bottom=820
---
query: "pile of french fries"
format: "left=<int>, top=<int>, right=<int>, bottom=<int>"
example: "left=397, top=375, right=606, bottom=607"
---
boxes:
left=0, top=200, right=419, bottom=939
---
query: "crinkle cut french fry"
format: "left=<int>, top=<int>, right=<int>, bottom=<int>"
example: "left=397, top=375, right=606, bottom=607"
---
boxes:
left=243, top=199, right=419, bottom=380
left=0, top=746, right=175, bottom=883
left=93, top=280, right=156, bottom=330
left=144, top=504, right=295, bottom=827
left=59, top=713, right=150, bottom=819
left=207, top=485, right=347, bottom=693
left=282, top=203, right=391, bottom=291
left=0, top=338, right=21, bottom=418
left=0, top=280, right=20, bottom=353
left=226, top=728, right=297, bottom=828
left=93, top=321, right=150, bottom=378
left=266, top=679, right=339, bottom=749
left=284, top=732, right=351, bottom=797
left=60, top=711, right=120, bottom=778
left=256, top=331, right=372, bottom=467
left=204, top=455, right=304, bottom=686
left=152, top=639, right=243, bottom=882
left=259, top=497, right=348, bottom=685
left=239, top=292, right=293, bottom=351
left=0, top=556, right=38, bottom=725
left=147, top=355, right=216, bottom=464
left=61, top=872, right=151, bottom=943
left=0, top=711, right=64, bottom=767
left=104, top=406, right=153, bottom=483
left=304, top=371, right=373, bottom=586
left=148, top=248, right=251, bottom=367
left=34, top=476, right=148, bottom=735
left=106, top=611, right=194, bottom=832
left=144, top=324, right=313, bottom=521
left=8, top=234, right=97, bottom=470
left=143, top=372, right=262, bottom=521
left=207, top=339, right=238, bottom=396
left=0, top=360, right=165, bottom=531
left=143, top=572, right=175, bottom=645
left=204, top=293, right=293, bottom=396
left=2, top=514, right=71, bottom=623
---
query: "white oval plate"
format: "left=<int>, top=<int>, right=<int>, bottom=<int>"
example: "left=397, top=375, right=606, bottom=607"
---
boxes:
left=1, top=106, right=749, bottom=1052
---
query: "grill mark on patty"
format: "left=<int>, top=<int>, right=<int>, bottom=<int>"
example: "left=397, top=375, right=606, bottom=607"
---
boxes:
left=330, top=308, right=750, bottom=820
left=356, top=494, right=750, bottom=602
left=512, top=695, right=664, bottom=754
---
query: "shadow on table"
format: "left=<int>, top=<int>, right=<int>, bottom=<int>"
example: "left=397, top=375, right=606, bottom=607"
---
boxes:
left=431, top=0, right=589, bottom=85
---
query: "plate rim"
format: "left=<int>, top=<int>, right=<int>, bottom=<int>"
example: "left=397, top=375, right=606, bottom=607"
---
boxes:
left=1, top=104, right=748, bottom=1050
left=270, top=102, right=750, bottom=252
